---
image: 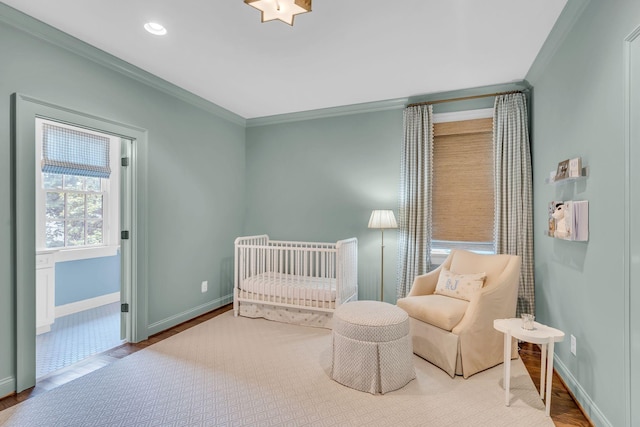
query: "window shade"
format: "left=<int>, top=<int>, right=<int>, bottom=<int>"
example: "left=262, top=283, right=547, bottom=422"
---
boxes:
left=432, top=118, right=494, bottom=242
left=41, top=123, right=111, bottom=178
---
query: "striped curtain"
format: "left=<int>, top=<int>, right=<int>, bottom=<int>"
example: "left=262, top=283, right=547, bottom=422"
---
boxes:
left=397, top=105, right=433, bottom=298
left=493, top=93, right=534, bottom=316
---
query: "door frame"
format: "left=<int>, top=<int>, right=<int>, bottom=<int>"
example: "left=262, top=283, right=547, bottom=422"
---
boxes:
left=13, top=93, right=149, bottom=392
left=624, top=25, right=640, bottom=427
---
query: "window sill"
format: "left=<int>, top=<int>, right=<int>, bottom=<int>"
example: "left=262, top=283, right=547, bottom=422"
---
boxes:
left=37, top=245, right=119, bottom=263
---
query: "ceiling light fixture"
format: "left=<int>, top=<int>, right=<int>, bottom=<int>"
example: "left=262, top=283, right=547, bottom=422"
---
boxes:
left=144, top=22, right=167, bottom=36
left=244, top=0, right=311, bottom=26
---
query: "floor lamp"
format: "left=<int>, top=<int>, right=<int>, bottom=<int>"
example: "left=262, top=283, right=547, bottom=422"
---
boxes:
left=368, top=210, right=398, bottom=302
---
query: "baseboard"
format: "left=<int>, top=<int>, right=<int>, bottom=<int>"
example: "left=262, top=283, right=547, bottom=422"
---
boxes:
left=554, top=355, right=610, bottom=427
left=0, top=376, right=16, bottom=399
left=55, top=292, right=120, bottom=318
left=146, top=294, right=233, bottom=337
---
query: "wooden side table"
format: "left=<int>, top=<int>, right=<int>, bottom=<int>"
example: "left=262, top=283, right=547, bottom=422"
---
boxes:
left=493, top=318, right=565, bottom=416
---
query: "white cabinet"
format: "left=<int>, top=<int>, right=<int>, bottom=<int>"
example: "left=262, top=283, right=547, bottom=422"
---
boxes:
left=36, top=252, right=55, bottom=334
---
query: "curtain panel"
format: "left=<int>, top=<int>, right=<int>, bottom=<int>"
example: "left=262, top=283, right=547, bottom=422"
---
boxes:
left=493, top=93, right=535, bottom=316
left=397, top=105, right=433, bottom=298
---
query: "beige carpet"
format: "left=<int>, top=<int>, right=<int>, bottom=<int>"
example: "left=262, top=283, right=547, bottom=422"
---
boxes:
left=0, top=312, right=553, bottom=426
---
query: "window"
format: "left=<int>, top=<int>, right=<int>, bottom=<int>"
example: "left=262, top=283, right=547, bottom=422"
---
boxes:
left=42, top=173, right=105, bottom=248
left=431, top=109, right=495, bottom=261
left=35, top=118, right=120, bottom=261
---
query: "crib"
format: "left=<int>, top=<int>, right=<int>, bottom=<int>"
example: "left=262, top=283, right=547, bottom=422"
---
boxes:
left=234, top=235, right=358, bottom=328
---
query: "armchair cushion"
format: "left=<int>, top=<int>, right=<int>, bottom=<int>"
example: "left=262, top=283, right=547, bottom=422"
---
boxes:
left=396, top=294, right=469, bottom=331
left=434, top=267, right=486, bottom=301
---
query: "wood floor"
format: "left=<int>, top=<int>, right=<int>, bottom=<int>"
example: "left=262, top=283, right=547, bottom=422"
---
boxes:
left=1, top=305, right=592, bottom=426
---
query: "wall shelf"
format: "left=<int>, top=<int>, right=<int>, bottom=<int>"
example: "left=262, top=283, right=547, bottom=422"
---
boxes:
left=545, top=166, right=588, bottom=185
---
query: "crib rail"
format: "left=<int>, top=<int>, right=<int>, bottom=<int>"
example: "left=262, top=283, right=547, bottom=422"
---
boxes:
left=234, top=235, right=358, bottom=316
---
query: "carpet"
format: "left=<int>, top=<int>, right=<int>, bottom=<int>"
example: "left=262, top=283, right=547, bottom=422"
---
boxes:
left=1, top=312, right=553, bottom=426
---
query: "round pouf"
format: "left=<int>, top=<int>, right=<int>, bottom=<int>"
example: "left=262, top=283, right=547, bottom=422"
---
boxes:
left=330, top=301, right=415, bottom=394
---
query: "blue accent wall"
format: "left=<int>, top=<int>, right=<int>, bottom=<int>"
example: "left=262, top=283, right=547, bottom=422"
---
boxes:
left=55, top=255, right=120, bottom=305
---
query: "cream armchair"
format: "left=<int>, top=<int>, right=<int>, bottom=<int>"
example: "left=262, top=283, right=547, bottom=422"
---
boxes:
left=397, top=250, right=520, bottom=378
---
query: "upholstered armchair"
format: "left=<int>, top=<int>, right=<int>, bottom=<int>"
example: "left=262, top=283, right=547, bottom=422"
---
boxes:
left=397, top=249, right=521, bottom=378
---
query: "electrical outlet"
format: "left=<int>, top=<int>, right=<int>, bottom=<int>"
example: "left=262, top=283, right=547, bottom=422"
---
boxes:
left=570, top=334, right=576, bottom=356
left=201, top=280, right=208, bottom=293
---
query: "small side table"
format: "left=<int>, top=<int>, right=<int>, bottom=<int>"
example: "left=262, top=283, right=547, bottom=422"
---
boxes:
left=493, top=318, right=565, bottom=416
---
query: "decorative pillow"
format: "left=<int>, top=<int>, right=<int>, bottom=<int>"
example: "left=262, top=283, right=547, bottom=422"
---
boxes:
left=434, top=267, right=486, bottom=301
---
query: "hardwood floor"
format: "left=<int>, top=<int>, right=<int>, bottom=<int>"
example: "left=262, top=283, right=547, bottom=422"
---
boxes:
left=519, top=342, right=593, bottom=426
left=1, top=305, right=592, bottom=426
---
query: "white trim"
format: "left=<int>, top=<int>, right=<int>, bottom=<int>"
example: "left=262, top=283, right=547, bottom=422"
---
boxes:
left=432, top=108, right=493, bottom=123
left=53, top=245, right=119, bottom=263
left=55, top=291, right=120, bottom=318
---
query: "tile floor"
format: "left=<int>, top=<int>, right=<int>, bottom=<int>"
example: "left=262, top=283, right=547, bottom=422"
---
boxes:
left=36, top=302, right=124, bottom=379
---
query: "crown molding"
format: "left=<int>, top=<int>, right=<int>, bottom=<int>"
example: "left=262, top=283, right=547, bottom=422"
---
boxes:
left=246, top=98, right=409, bottom=127
left=526, top=0, right=590, bottom=84
left=0, top=3, right=246, bottom=127
left=247, top=81, right=531, bottom=127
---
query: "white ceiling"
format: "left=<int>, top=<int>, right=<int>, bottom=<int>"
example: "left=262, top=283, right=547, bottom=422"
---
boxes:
left=2, top=0, right=567, bottom=119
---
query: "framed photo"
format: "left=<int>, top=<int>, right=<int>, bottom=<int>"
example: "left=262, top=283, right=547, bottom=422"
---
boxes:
left=555, top=159, right=570, bottom=181
left=568, top=157, right=582, bottom=178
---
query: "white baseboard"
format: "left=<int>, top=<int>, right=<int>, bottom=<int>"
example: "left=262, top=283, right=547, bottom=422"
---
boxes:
left=55, top=292, right=120, bottom=318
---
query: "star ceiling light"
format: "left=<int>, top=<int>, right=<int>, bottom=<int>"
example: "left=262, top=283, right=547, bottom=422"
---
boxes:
left=245, top=0, right=312, bottom=26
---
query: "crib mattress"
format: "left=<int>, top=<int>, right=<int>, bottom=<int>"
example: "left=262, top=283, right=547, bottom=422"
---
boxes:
left=240, top=272, right=337, bottom=302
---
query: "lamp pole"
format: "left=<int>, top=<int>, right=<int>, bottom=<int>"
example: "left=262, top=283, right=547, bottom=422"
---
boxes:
left=368, top=210, right=397, bottom=303
left=380, top=228, right=385, bottom=302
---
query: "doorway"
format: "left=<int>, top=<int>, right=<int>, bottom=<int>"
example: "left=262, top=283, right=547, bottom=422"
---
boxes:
left=34, top=118, right=125, bottom=379
left=14, top=93, right=149, bottom=393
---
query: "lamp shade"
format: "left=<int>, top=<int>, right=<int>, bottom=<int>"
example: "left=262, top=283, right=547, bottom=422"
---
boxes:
left=368, top=210, right=398, bottom=229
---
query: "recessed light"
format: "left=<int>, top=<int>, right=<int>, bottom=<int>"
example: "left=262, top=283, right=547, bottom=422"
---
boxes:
left=144, top=22, right=167, bottom=36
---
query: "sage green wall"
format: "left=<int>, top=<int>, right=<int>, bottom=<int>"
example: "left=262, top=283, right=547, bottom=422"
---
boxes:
left=527, top=1, right=639, bottom=425
left=243, top=84, right=522, bottom=303
left=0, top=15, right=245, bottom=394
left=245, top=112, right=403, bottom=301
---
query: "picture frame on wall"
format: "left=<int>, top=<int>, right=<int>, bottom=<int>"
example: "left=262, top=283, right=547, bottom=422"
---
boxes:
left=568, top=157, right=582, bottom=177
left=555, top=159, right=570, bottom=181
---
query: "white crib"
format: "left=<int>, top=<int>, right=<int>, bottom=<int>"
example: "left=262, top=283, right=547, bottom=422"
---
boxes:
left=234, top=235, right=358, bottom=328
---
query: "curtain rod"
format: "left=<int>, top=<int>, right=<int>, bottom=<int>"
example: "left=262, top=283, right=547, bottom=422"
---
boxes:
left=406, top=90, right=525, bottom=108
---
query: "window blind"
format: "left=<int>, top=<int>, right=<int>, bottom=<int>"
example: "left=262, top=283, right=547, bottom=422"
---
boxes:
left=41, top=123, right=111, bottom=178
left=432, top=117, right=494, bottom=243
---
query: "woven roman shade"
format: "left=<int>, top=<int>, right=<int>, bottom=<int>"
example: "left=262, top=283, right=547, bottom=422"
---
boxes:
left=432, top=118, right=494, bottom=242
left=41, top=123, right=111, bottom=178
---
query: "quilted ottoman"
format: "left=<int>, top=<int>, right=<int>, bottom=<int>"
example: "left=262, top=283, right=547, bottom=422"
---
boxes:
left=330, top=300, right=415, bottom=394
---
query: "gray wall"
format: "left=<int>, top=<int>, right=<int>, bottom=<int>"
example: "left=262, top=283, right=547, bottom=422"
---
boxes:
left=0, top=13, right=245, bottom=394
left=527, top=0, right=639, bottom=425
